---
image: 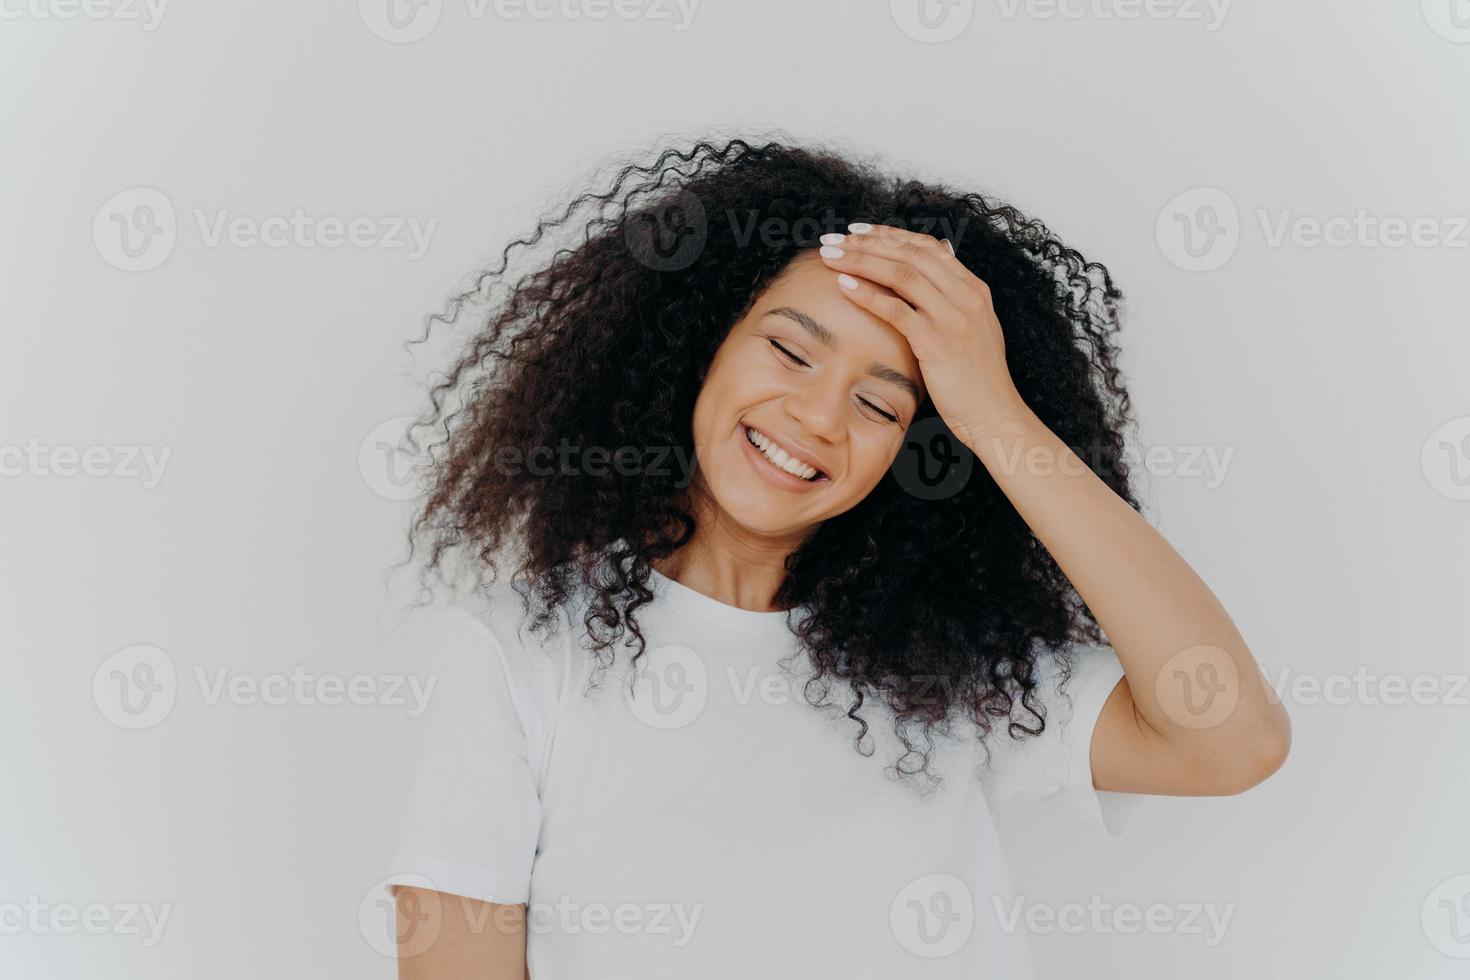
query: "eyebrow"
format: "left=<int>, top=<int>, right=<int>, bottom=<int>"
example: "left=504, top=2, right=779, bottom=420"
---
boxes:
left=764, top=307, right=923, bottom=402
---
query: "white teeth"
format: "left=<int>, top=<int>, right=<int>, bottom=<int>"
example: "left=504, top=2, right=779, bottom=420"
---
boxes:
left=745, top=426, right=820, bottom=481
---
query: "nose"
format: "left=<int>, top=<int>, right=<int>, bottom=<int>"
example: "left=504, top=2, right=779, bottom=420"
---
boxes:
left=781, top=377, right=845, bottom=444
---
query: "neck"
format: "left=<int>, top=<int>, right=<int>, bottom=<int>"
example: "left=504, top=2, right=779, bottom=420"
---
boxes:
left=651, top=479, right=810, bottom=612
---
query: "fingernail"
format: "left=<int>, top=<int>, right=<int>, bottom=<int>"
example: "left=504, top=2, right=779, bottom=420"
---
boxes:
left=819, top=245, right=845, bottom=259
left=847, top=222, right=873, bottom=234
left=942, top=238, right=955, bottom=255
left=837, top=273, right=860, bottom=290
left=819, top=232, right=845, bottom=245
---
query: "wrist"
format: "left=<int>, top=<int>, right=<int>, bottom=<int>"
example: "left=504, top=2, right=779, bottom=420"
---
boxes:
left=952, top=392, right=1037, bottom=450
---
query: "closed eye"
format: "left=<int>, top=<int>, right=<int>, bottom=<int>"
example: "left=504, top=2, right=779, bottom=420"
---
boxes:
left=771, top=339, right=900, bottom=423
left=858, top=398, right=899, bottom=423
left=769, top=338, right=810, bottom=367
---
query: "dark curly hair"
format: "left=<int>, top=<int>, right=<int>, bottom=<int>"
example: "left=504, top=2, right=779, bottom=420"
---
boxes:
left=402, top=133, right=1139, bottom=787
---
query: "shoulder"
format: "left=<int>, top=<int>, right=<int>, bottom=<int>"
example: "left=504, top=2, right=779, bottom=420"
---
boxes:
left=386, top=582, right=565, bottom=905
left=445, top=578, right=569, bottom=665
left=979, top=640, right=1144, bottom=837
left=408, top=577, right=577, bottom=732
left=1031, top=641, right=1128, bottom=722
left=977, top=641, right=1127, bottom=786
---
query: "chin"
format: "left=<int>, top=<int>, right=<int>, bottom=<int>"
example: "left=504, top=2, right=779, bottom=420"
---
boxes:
left=706, top=482, right=813, bottom=535
left=697, top=457, right=827, bottom=537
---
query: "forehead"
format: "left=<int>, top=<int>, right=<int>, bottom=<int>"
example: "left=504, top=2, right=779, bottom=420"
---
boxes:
left=746, top=252, right=913, bottom=356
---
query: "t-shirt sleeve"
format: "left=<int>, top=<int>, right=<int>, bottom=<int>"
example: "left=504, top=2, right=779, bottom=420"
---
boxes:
left=381, top=597, right=553, bottom=906
left=978, top=642, right=1148, bottom=839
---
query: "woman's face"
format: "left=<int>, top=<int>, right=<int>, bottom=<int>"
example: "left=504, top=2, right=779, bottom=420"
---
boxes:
left=689, top=251, right=927, bottom=538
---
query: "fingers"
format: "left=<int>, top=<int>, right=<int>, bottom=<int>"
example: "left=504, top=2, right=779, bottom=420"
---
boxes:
left=823, top=224, right=958, bottom=285
left=818, top=239, right=945, bottom=315
left=819, top=223, right=971, bottom=330
left=851, top=223, right=962, bottom=277
left=832, top=269, right=928, bottom=344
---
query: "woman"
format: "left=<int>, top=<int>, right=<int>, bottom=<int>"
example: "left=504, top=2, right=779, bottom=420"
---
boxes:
left=380, top=137, right=1290, bottom=978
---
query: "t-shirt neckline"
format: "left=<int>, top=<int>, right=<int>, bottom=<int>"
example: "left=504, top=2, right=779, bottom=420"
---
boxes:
left=647, top=566, right=805, bottom=638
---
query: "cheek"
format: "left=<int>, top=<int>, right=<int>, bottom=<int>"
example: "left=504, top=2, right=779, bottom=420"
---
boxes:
left=695, top=356, right=772, bottom=427
left=690, top=373, right=746, bottom=456
left=845, top=429, right=905, bottom=489
left=690, top=361, right=730, bottom=430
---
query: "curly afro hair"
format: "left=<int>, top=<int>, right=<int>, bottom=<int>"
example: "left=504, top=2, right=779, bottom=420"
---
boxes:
left=403, top=134, right=1139, bottom=787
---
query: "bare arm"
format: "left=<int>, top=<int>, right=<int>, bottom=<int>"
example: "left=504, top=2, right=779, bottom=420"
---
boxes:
left=816, top=223, right=1291, bottom=798
left=394, top=885, right=529, bottom=980
left=965, top=403, right=1291, bottom=797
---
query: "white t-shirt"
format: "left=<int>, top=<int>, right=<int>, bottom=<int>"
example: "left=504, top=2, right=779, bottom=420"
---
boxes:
left=382, top=566, right=1147, bottom=977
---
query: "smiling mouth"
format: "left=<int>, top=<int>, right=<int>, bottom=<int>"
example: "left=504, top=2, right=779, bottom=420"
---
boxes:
left=742, top=424, right=829, bottom=482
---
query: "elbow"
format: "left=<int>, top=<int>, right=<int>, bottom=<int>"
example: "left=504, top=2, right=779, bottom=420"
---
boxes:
left=1215, top=710, right=1292, bottom=795
left=1237, top=724, right=1291, bottom=794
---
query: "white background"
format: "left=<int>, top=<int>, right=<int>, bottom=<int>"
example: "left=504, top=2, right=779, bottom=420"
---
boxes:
left=3, top=0, right=1468, bottom=976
